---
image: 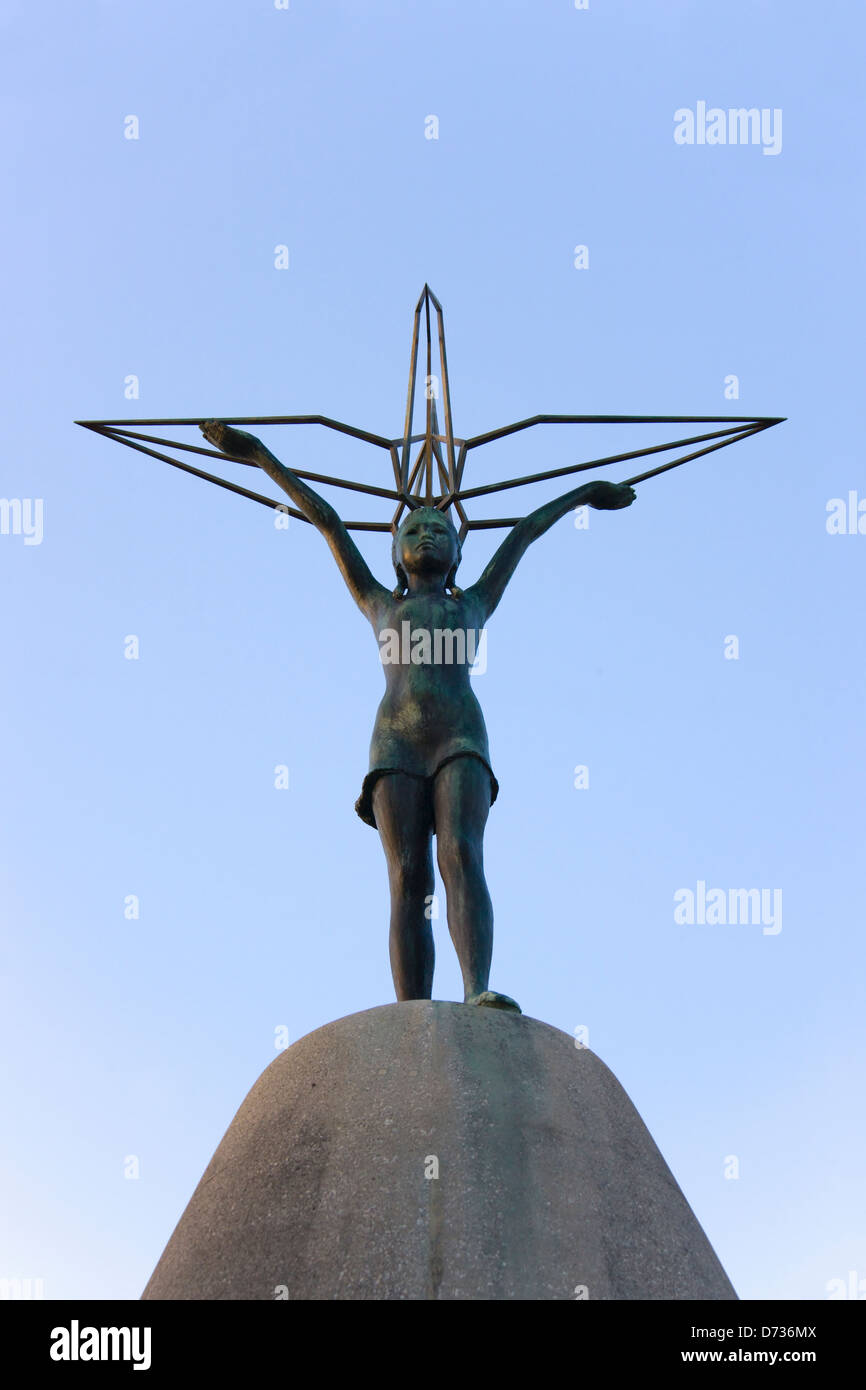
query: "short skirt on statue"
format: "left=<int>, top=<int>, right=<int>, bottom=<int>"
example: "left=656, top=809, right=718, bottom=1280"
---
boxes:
left=354, top=751, right=499, bottom=830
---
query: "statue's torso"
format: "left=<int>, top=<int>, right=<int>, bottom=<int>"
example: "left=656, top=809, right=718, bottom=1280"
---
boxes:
left=367, top=591, right=490, bottom=776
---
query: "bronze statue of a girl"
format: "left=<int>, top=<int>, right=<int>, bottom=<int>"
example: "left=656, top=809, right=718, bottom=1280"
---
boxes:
left=200, top=420, right=635, bottom=1012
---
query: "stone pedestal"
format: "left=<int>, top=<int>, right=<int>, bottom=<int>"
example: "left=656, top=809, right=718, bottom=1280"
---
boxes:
left=142, top=1002, right=736, bottom=1300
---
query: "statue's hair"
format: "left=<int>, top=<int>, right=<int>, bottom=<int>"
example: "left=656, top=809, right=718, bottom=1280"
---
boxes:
left=391, top=507, right=462, bottom=599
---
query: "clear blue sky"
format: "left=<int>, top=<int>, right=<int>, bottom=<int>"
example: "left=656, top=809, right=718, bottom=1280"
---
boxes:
left=2, top=0, right=864, bottom=1301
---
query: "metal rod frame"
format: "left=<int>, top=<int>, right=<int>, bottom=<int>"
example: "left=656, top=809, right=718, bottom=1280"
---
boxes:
left=77, top=288, right=785, bottom=535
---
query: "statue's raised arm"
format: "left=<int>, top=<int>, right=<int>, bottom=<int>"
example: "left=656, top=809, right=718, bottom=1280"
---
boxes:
left=199, top=422, right=389, bottom=620
left=465, top=477, right=636, bottom=620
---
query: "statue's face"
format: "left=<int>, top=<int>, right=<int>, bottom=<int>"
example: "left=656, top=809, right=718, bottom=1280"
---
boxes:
left=397, top=509, right=459, bottom=578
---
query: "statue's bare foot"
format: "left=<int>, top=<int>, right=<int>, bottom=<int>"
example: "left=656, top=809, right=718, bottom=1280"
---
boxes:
left=465, top=990, right=522, bottom=1014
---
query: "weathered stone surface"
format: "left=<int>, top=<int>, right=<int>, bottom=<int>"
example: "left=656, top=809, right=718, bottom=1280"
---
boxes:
left=142, top=1002, right=736, bottom=1300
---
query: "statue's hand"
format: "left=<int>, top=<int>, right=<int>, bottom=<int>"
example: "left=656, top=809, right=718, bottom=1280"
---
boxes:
left=199, top=420, right=261, bottom=465
left=586, top=480, right=636, bottom=510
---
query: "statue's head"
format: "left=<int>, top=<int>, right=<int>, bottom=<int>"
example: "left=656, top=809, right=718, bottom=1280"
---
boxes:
left=392, top=506, right=461, bottom=596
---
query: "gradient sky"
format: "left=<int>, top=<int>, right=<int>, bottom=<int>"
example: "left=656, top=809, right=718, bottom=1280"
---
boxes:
left=2, top=0, right=864, bottom=1301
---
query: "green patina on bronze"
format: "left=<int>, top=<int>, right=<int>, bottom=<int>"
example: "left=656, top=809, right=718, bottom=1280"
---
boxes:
left=196, top=424, right=634, bottom=1015
left=78, top=287, right=784, bottom=1012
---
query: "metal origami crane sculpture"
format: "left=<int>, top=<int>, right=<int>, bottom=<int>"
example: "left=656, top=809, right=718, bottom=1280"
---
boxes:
left=76, top=284, right=784, bottom=539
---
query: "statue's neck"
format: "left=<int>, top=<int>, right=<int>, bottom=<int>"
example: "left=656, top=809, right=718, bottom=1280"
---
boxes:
left=405, top=577, right=448, bottom=598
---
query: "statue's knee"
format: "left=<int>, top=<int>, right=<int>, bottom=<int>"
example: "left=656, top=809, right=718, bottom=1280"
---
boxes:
left=437, top=833, right=483, bottom=880
left=390, top=855, right=432, bottom=899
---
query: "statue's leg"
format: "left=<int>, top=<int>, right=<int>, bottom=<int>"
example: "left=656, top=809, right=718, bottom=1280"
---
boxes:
left=432, top=758, right=494, bottom=1002
left=372, top=773, right=435, bottom=1001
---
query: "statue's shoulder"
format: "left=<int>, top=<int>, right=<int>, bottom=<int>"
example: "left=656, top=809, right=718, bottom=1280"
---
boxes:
left=370, top=591, right=402, bottom=628
left=451, top=587, right=485, bottom=623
